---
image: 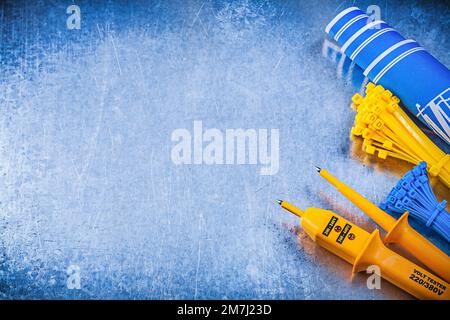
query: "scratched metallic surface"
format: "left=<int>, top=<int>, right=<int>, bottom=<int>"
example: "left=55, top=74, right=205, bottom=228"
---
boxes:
left=0, top=0, right=449, bottom=299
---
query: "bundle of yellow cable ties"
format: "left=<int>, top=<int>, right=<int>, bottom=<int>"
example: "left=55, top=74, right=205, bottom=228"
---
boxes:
left=351, top=82, right=450, bottom=188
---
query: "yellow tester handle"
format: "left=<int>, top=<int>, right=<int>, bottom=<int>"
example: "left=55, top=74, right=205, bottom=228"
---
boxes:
left=280, top=201, right=449, bottom=300
left=354, top=230, right=449, bottom=300
left=319, top=168, right=450, bottom=282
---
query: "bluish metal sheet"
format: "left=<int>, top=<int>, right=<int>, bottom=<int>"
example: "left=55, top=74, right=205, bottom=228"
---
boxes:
left=0, top=0, right=449, bottom=299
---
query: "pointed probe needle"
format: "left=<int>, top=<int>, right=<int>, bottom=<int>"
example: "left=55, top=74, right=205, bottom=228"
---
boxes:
left=314, top=165, right=396, bottom=230
left=277, top=199, right=304, bottom=218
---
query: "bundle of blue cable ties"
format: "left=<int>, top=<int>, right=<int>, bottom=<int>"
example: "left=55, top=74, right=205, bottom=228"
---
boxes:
left=381, top=162, right=450, bottom=243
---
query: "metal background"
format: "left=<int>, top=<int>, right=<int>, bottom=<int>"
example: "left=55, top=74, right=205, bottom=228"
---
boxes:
left=0, top=0, right=449, bottom=299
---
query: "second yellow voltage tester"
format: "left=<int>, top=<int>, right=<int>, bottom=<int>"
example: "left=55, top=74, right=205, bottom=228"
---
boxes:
left=278, top=200, right=449, bottom=300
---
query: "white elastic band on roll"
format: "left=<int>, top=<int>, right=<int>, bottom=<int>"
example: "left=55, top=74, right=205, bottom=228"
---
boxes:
left=340, top=20, right=385, bottom=53
left=374, top=47, right=425, bottom=83
left=325, top=7, right=360, bottom=34
left=334, top=14, right=368, bottom=41
left=364, top=39, right=416, bottom=76
left=350, top=28, right=395, bottom=60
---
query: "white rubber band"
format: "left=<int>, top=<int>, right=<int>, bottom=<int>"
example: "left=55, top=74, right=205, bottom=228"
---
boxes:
left=350, top=28, right=395, bottom=60
left=363, top=39, right=416, bottom=76
left=340, top=20, right=385, bottom=53
left=325, top=7, right=360, bottom=34
left=335, top=14, right=368, bottom=41
left=374, top=47, right=425, bottom=83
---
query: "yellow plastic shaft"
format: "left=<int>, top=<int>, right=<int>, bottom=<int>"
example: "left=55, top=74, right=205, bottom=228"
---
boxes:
left=319, top=168, right=450, bottom=282
left=319, top=169, right=396, bottom=231
left=280, top=200, right=304, bottom=217
left=280, top=201, right=450, bottom=300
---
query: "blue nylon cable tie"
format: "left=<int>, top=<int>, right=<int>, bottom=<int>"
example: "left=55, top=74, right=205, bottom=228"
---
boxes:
left=426, top=200, right=447, bottom=227
left=381, top=161, right=450, bottom=243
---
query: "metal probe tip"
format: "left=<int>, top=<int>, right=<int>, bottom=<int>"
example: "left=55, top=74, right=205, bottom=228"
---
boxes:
left=277, top=199, right=283, bottom=205
left=315, top=166, right=322, bottom=173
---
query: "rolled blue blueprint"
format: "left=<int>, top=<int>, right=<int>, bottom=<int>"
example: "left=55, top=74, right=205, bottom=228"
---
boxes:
left=325, top=7, right=450, bottom=145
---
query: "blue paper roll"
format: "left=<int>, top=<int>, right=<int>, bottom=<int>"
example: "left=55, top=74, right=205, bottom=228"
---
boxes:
left=325, top=7, right=450, bottom=145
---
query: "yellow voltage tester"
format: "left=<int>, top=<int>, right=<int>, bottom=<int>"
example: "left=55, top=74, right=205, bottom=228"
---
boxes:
left=317, top=167, right=450, bottom=283
left=278, top=200, right=449, bottom=300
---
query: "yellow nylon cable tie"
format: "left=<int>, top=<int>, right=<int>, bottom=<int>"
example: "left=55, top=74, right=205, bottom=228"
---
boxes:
left=429, top=154, right=450, bottom=177
left=350, top=83, right=450, bottom=188
left=370, top=141, right=417, bottom=162
left=395, top=107, right=444, bottom=160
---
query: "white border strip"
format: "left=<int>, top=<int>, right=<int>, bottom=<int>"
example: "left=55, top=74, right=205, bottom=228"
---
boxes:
left=350, top=28, right=395, bottom=60
left=340, top=20, right=385, bottom=53
left=325, top=7, right=360, bottom=34
left=363, top=39, right=416, bottom=76
left=374, top=47, right=425, bottom=83
left=335, top=14, right=368, bottom=40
